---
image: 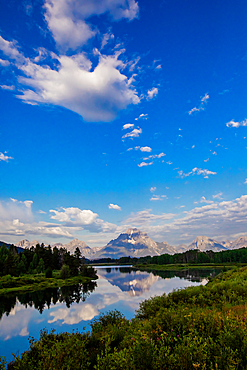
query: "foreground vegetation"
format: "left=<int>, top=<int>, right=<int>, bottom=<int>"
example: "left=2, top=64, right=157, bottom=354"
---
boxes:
left=5, top=266, right=247, bottom=369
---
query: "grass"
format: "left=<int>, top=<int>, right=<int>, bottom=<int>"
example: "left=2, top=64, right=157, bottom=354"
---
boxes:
left=134, top=263, right=238, bottom=271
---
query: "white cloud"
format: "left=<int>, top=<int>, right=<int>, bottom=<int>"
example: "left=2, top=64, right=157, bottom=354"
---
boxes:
left=147, top=87, right=158, bottom=100
left=199, top=196, right=214, bottom=204
left=226, top=119, right=247, bottom=128
left=122, top=127, right=142, bottom=139
left=138, top=161, right=153, bottom=167
left=178, top=167, right=217, bottom=179
left=123, top=123, right=134, bottom=130
left=44, top=0, right=139, bottom=51
left=108, top=203, right=121, bottom=211
left=143, top=152, right=165, bottom=160
left=244, top=179, right=247, bottom=184
left=213, top=192, right=223, bottom=199
left=0, top=152, right=13, bottom=162
left=166, top=161, right=172, bottom=165
left=150, top=187, right=156, bottom=193
left=122, top=195, right=247, bottom=246
left=0, top=58, right=10, bottom=66
left=135, top=113, right=148, bottom=120
left=0, top=85, right=15, bottom=91
left=135, top=146, right=152, bottom=152
left=150, top=195, right=167, bottom=201
left=189, top=93, right=209, bottom=115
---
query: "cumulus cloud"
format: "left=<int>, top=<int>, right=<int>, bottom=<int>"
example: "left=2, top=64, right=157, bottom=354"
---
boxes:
left=150, top=187, right=156, bottom=193
left=122, top=127, right=142, bottom=139
left=189, top=93, right=209, bottom=115
left=0, top=199, right=118, bottom=241
left=226, top=119, right=247, bottom=128
left=123, top=123, right=134, bottom=130
left=108, top=203, right=121, bottom=211
left=178, top=167, right=217, bottom=179
left=135, top=146, right=152, bottom=152
left=147, top=87, right=158, bottom=100
left=0, top=152, right=13, bottom=162
left=44, top=0, right=139, bottom=51
left=49, top=207, right=117, bottom=232
left=0, top=0, right=141, bottom=123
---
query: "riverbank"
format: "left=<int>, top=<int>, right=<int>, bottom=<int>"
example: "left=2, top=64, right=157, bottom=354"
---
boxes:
left=0, top=272, right=97, bottom=296
left=6, top=265, right=247, bottom=369
left=134, top=262, right=239, bottom=271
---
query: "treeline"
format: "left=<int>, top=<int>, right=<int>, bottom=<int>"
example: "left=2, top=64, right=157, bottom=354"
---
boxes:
left=91, top=247, right=247, bottom=266
left=0, top=243, right=96, bottom=279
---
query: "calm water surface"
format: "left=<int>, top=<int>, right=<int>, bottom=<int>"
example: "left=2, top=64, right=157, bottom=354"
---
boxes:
left=0, top=267, right=219, bottom=363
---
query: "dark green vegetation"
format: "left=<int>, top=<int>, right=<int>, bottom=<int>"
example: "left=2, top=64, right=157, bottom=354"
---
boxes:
left=0, top=243, right=97, bottom=294
left=92, top=247, right=247, bottom=266
left=6, top=266, right=247, bottom=369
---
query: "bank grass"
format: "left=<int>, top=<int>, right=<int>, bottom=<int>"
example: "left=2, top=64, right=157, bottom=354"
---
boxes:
left=134, top=262, right=239, bottom=272
left=0, top=272, right=96, bottom=295
left=7, top=266, right=247, bottom=370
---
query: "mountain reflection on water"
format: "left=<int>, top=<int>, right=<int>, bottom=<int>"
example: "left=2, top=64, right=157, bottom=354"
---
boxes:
left=0, top=266, right=215, bottom=363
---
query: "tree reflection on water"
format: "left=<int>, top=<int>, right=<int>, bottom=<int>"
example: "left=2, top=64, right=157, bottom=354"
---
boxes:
left=0, top=281, right=97, bottom=319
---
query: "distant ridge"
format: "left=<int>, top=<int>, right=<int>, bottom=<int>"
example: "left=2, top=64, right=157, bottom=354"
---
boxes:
left=12, top=231, right=247, bottom=259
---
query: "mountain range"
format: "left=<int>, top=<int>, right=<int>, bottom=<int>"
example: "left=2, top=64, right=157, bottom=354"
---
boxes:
left=14, top=228, right=247, bottom=259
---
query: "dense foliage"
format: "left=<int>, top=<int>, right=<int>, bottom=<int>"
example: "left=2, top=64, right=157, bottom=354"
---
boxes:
left=92, top=247, right=247, bottom=266
left=6, top=266, right=247, bottom=369
left=0, top=243, right=96, bottom=280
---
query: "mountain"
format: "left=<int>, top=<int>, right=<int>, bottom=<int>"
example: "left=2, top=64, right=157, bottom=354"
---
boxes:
left=15, top=238, right=95, bottom=257
left=94, top=228, right=176, bottom=259
left=15, top=239, right=39, bottom=249
left=61, top=239, right=95, bottom=257
left=187, top=236, right=228, bottom=252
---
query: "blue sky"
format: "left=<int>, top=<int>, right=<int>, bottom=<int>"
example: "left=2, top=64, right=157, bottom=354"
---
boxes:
left=0, top=0, right=247, bottom=248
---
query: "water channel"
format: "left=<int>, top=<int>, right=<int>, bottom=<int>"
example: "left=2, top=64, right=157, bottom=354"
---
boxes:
left=0, top=266, right=221, bottom=363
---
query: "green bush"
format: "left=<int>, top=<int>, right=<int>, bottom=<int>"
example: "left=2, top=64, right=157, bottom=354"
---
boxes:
left=45, top=267, right=53, bottom=278
left=60, top=264, right=70, bottom=279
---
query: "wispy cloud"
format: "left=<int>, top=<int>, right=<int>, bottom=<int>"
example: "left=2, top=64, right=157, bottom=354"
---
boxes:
left=138, top=161, right=153, bottom=167
left=178, top=167, right=217, bottom=179
left=189, top=93, right=209, bottom=115
left=150, top=187, right=156, bottom=193
left=150, top=195, right=167, bottom=201
left=135, top=113, right=148, bottom=120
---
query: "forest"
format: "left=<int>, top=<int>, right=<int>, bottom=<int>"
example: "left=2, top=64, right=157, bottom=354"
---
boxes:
left=0, top=243, right=97, bottom=281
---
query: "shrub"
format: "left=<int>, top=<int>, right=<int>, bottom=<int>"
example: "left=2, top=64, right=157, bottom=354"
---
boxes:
left=60, top=264, right=70, bottom=279
left=45, top=267, right=53, bottom=278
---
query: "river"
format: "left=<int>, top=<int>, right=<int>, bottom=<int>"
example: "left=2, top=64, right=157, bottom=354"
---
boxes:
left=0, top=266, right=220, bottom=363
